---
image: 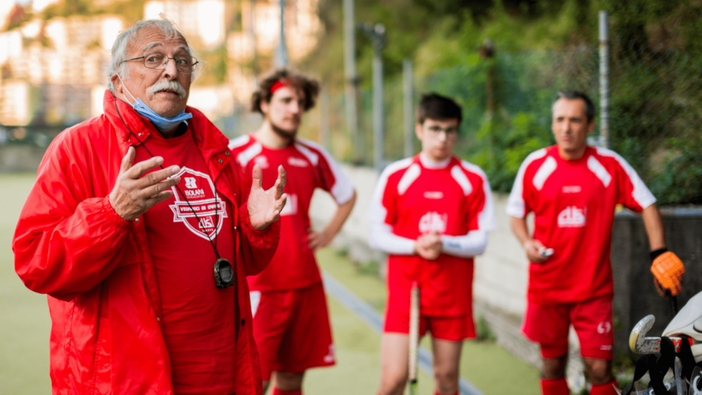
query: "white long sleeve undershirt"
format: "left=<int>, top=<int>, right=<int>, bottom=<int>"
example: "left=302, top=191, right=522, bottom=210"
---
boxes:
left=369, top=222, right=489, bottom=258
left=440, top=230, right=488, bottom=257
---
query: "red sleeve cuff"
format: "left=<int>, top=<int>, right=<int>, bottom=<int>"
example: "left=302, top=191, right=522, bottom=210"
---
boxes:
left=103, top=196, right=132, bottom=229
left=238, top=204, right=280, bottom=249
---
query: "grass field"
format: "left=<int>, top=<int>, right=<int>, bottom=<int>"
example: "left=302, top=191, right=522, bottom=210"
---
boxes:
left=0, top=174, right=540, bottom=394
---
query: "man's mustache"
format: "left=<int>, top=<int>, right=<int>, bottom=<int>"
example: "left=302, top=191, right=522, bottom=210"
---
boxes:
left=147, top=80, right=186, bottom=99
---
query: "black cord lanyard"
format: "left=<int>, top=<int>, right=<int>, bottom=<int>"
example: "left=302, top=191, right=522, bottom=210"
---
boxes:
left=112, top=95, right=235, bottom=289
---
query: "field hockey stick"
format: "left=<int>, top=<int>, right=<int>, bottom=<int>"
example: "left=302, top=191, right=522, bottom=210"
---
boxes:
left=629, top=314, right=686, bottom=355
left=409, top=281, right=420, bottom=395
left=665, top=290, right=678, bottom=316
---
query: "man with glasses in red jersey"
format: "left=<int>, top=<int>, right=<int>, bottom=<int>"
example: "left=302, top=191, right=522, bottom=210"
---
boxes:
left=507, top=91, right=684, bottom=395
left=13, top=18, right=286, bottom=395
left=367, top=93, right=496, bottom=395
left=229, top=68, right=356, bottom=395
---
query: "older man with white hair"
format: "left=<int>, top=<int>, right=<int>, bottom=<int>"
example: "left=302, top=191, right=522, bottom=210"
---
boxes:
left=13, top=19, right=287, bottom=395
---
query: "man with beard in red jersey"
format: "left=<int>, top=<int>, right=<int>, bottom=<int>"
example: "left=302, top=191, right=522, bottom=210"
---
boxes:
left=229, top=69, right=357, bottom=395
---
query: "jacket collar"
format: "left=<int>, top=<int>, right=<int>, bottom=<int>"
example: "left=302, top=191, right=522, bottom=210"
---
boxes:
left=102, top=90, right=235, bottom=199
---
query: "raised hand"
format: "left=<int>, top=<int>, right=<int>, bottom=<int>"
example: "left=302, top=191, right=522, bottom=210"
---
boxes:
left=109, top=146, right=181, bottom=222
left=247, top=164, right=287, bottom=230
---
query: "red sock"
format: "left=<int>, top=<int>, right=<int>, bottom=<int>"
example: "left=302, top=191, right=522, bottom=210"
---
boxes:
left=590, top=380, right=619, bottom=395
left=272, top=389, right=301, bottom=395
left=541, top=378, right=569, bottom=395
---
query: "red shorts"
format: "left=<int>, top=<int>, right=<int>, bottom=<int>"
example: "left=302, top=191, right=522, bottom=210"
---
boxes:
left=250, top=283, right=335, bottom=381
left=522, top=295, right=614, bottom=360
left=384, top=308, right=475, bottom=341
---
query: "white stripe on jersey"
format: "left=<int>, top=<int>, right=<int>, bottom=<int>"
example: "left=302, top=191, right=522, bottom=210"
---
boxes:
left=595, top=147, right=656, bottom=209
left=397, top=164, right=421, bottom=195
left=533, top=156, right=557, bottom=191
left=460, top=160, right=497, bottom=232
left=450, top=165, right=473, bottom=195
left=506, top=148, right=547, bottom=218
left=235, top=141, right=262, bottom=168
left=368, top=158, right=413, bottom=222
left=296, top=138, right=355, bottom=205
left=228, top=134, right=250, bottom=150
left=294, top=141, right=320, bottom=166
left=587, top=156, right=612, bottom=187
left=367, top=158, right=417, bottom=255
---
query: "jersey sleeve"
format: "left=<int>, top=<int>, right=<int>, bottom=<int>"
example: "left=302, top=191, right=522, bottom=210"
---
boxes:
left=506, top=149, right=546, bottom=218
left=600, top=148, right=656, bottom=212
left=313, top=145, right=355, bottom=205
left=441, top=162, right=496, bottom=258
left=367, top=164, right=415, bottom=255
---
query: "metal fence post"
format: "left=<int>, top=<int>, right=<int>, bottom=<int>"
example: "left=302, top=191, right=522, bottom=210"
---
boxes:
left=372, top=29, right=384, bottom=171
left=320, top=86, right=330, bottom=151
left=360, top=23, right=386, bottom=171
left=343, top=0, right=360, bottom=163
left=274, top=0, right=288, bottom=67
left=599, top=11, right=609, bottom=149
left=403, top=59, right=414, bottom=158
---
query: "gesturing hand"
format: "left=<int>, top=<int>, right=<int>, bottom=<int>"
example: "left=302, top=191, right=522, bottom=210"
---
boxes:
left=248, top=164, right=287, bottom=230
left=109, top=146, right=181, bottom=222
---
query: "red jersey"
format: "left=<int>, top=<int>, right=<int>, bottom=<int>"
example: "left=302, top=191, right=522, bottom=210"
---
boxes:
left=506, top=145, right=656, bottom=304
left=367, top=154, right=496, bottom=316
left=229, top=134, right=355, bottom=291
left=135, top=127, right=238, bottom=394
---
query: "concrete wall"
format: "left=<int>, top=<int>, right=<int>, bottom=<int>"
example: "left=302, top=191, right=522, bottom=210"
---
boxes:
left=611, top=209, right=702, bottom=359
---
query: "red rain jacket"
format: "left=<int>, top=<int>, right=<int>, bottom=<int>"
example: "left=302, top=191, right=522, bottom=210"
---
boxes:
left=12, top=91, right=278, bottom=395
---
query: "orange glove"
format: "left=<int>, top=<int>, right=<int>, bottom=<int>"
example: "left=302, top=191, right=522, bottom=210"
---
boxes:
left=650, top=251, right=684, bottom=296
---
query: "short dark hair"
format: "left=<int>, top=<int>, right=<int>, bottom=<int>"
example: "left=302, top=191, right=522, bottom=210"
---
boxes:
left=554, top=90, right=596, bottom=122
left=250, top=68, right=320, bottom=114
left=416, top=93, right=462, bottom=125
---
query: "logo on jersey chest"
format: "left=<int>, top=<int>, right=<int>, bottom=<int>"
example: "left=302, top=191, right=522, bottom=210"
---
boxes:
left=169, top=167, right=228, bottom=240
left=557, top=206, right=586, bottom=228
left=423, top=191, right=444, bottom=199
left=254, top=155, right=270, bottom=169
left=419, top=211, right=448, bottom=233
left=279, top=193, right=298, bottom=216
left=562, top=185, right=582, bottom=193
left=287, top=156, right=309, bottom=167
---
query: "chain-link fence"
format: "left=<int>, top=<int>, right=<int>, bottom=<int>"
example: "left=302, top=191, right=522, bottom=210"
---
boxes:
left=318, top=36, right=702, bottom=206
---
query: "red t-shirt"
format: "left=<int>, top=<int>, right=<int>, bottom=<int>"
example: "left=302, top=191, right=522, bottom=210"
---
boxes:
left=367, top=155, right=496, bottom=316
left=229, top=134, right=355, bottom=291
left=506, top=146, right=656, bottom=304
left=136, top=126, right=238, bottom=394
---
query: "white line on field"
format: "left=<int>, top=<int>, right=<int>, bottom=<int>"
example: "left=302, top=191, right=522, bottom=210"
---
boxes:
left=322, top=271, right=485, bottom=395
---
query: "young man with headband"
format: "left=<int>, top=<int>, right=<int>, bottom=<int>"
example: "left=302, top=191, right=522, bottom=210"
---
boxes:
left=229, top=69, right=356, bottom=395
left=367, top=93, right=496, bottom=395
left=506, top=90, right=685, bottom=395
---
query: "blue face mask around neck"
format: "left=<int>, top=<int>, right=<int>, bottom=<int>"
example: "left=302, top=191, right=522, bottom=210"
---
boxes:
left=118, top=74, right=193, bottom=132
left=132, top=97, right=192, bottom=132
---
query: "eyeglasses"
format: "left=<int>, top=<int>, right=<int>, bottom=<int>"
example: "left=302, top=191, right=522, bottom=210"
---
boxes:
left=121, top=52, right=199, bottom=73
left=426, top=125, right=459, bottom=139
